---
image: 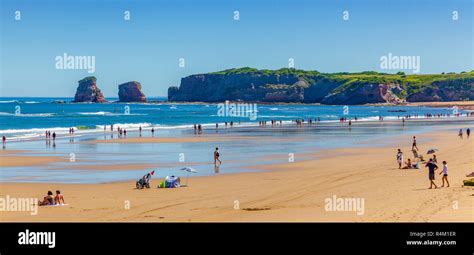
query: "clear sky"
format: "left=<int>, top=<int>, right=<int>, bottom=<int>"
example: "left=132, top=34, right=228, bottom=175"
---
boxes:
left=1, top=0, right=472, bottom=97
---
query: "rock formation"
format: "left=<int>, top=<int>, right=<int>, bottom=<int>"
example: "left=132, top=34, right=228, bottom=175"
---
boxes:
left=167, top=68, right=474, bottom=105
left=118, top=81, right=147, bottom=102
left=72, top=76, right=106, bottom=103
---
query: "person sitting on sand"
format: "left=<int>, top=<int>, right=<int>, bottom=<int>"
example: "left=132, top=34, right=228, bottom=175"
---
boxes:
left=439, top=161, right=449, bottom=188
left=425, top=158, right=438, bottom=189
left=432, top=154, right=438, bottom=163
left=396, top=149, right=403, bottom=169
left=39, top=191, right=55, bottom=206
left=55, top=190, right=65, bottom=205
left=402, top=158, right=412, bottom=169
left=214, top=147, right=221, bottom=166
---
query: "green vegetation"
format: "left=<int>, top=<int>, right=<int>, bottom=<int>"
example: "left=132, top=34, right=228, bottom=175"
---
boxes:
left=205, top=67, right=473, bottom=100
left=79, top=76, right=97, bottom=83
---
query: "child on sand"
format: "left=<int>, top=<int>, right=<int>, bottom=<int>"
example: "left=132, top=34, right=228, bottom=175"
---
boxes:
left=425, top=158, right=438, bottom=189
left=402, top=158, right=412, bottom=169
left=439, top=161, right=449, bottom=187
left=55, top=190, right=65, bottom=205
left=396, top=149, right=403, bottom=169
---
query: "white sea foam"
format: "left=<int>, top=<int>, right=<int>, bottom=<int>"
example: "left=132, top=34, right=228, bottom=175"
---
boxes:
left=78, top=112, right=146, bottom=116
left=0, top=112, right=54, bottom=117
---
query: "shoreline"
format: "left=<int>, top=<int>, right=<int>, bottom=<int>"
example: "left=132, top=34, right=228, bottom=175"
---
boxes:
left=1, top=121, right=472, bottom=222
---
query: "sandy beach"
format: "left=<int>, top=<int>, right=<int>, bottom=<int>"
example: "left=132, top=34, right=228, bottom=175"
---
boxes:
left=1, top=120, right=472, bottom=222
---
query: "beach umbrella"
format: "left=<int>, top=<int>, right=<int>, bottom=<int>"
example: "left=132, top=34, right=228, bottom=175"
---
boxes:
left=180, top=167, right=198, bottom=186
left=427, top=148, right=438, bottom=154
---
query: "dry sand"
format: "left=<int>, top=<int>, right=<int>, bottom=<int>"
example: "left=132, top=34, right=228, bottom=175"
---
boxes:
left=0, top=125, right=472, bottom=222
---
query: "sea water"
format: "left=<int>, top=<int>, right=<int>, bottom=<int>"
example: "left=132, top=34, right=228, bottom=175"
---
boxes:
left=0, top=97, right=471, bottom=183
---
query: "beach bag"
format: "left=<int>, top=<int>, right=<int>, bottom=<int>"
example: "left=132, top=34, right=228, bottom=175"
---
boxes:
left=158, top=181, right=165, bottom=188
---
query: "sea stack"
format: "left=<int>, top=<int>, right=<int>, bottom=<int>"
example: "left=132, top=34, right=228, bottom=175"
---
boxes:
left=118, top=81, right=147, bottom=102
left=72, top=76, right=107, bottom=103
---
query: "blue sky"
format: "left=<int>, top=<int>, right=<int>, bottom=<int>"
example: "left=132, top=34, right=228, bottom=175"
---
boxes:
left=1, top=0, right=472, bottom=97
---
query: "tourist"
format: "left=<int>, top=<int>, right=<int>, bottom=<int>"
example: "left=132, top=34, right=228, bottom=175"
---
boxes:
left=403, top=158, right=412, bottom=169
left=432, top=154, right=438, bottom=163
left=412, top=136, right=418, bottom=151
left=439, top=161, right=449, bottom=188
left=467, top=128, right=470, bottom=139
left=396, top=149, right=403, bottom=169
left=458, top=129, right=463, bottom=139
left=55, top=190, right=65, bottom=205
left=214, top=147, right=221, bottom=166
left=38, top=191, right=55, bottom=206
left=425, top=158, right=438, bottom=189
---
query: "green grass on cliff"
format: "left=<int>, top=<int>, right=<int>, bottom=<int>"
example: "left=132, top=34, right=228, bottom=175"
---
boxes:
left=78, top=76, right=97, bottom=83
left=205, top=68, right=473, bottom=99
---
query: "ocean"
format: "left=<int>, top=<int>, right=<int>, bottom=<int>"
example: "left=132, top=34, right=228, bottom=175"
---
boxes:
left=1, top=97, right=472, bottom=183
left=0, top=97, right=468, bottom=141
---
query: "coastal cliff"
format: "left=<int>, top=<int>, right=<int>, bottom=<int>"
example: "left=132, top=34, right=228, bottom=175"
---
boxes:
left=118, top=81, right=147, bottom=102
left=72, top=76, right=106, bottom=103
left=168, top=68, right=474, bottom=105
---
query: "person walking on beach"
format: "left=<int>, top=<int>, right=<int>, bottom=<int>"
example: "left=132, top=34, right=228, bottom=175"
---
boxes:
left=458, top=129, right=463, bottom=139
left=151, top=128, right=155, bottom=136
left=396, top=149, right=403, bottom=169
left=439, top=161, right=449, bottom=188
left=425, top=158, right=438, bottom=189
left=52, top=132, right=56, bottom=141
left=2, top=135, right=6, bottom=148
left=412, top=136, right=418, bottom=151
left=214, top=147, right=221, bottom=166
left=467, top=128, right=470, bottom=139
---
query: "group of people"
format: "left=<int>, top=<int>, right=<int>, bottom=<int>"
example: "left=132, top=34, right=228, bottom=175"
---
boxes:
left=458, top=128, right=471, bottom=139
left=396, top=135, right=452, bottom=189
left=38, top=190, right=66, bottom=206
left=45, top=130, right=57, bottom=140
left=193, top=124, right=202, bottom=134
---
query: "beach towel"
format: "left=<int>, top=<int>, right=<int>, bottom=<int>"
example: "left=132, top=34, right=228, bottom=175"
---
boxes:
left=463, top=179, right=474, bottom=186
